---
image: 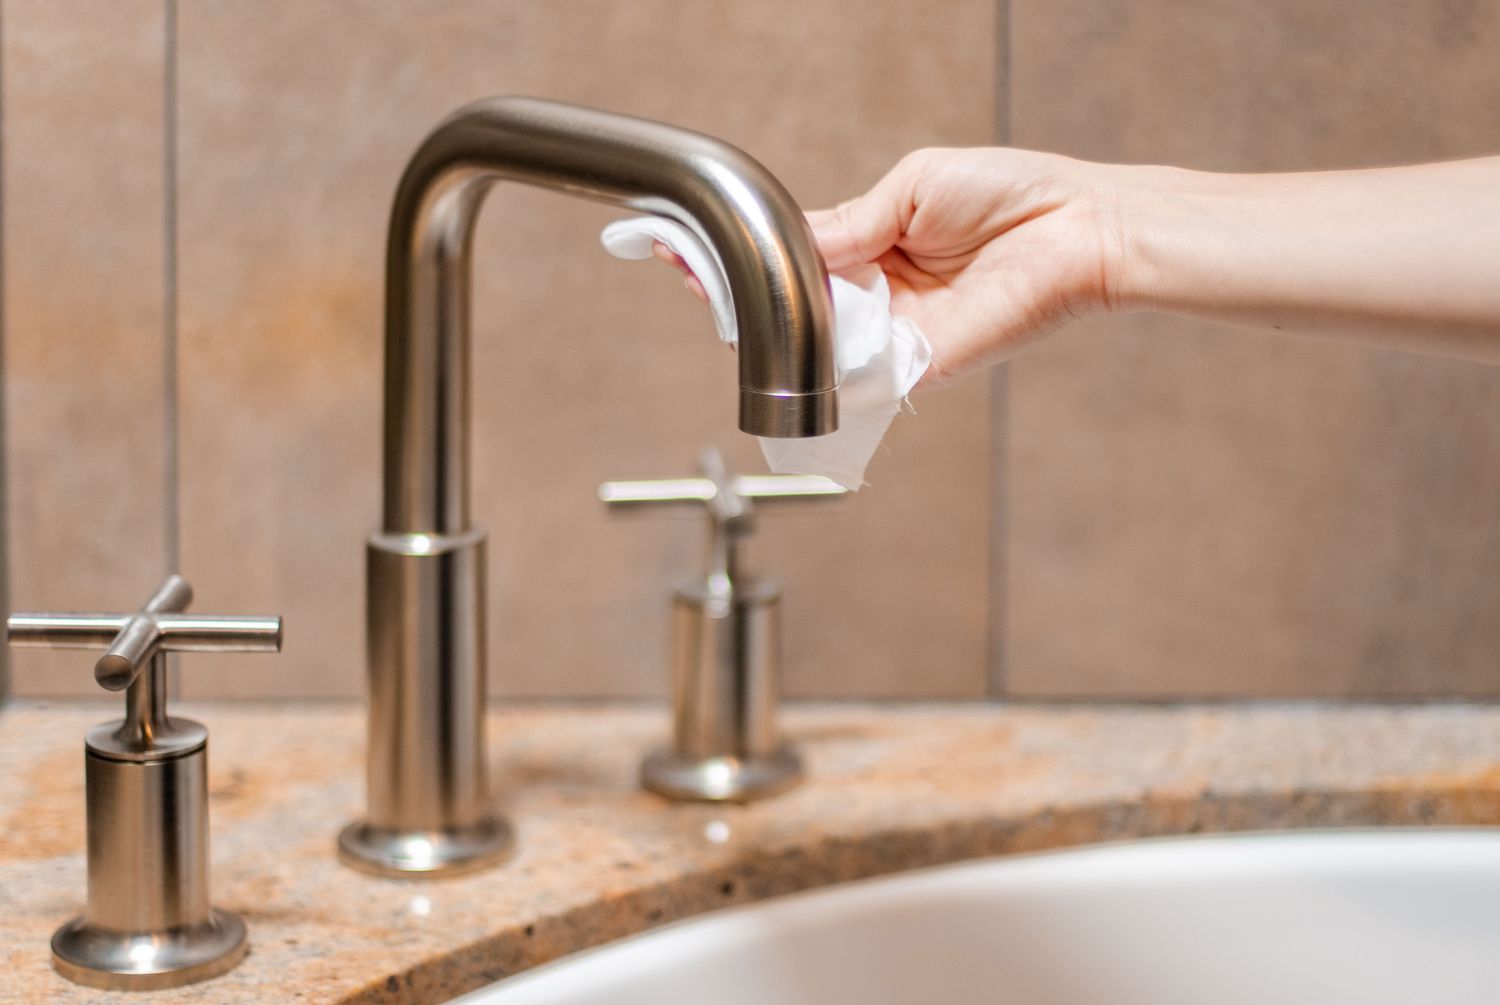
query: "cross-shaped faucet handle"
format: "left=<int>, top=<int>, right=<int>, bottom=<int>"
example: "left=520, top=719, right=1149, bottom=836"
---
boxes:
left=9, top=574, right=282, bottom=757
left=599, top=448, right=846, bottom=595
left=8, top=574, right=282, bottom=692
left=598, top=448, right=845, bottom=535
left=13, top=575, right=282, bottom=986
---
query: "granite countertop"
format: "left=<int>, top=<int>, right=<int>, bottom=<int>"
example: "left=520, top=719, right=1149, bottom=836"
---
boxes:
left=3, top=699, right=1499, bottom=1003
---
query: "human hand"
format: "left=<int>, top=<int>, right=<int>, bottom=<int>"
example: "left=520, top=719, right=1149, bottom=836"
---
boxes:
left=806, top=148, right=1124, bottom=384
left=654, top=147, right=1121, bottom=382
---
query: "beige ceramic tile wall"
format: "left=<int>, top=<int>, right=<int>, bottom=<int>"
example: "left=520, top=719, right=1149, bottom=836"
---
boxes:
left=172, top=2, right=996, bottom=699
left=28, top=2, right=1490, bottom=705
left=1004, top=0, right=1500, bottom=697
left=3, top=0, right=172, bottom=696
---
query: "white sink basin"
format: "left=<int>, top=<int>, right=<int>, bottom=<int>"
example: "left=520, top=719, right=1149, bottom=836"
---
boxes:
left=455, top=829, right=1500, bottom=1005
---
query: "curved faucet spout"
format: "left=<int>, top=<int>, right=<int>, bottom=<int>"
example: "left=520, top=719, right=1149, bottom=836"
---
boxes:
left=383, top=96, right=838, bottom=535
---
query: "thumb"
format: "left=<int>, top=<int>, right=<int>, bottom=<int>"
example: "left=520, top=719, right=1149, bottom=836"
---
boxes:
left=807, top=154, right=923, bottom=272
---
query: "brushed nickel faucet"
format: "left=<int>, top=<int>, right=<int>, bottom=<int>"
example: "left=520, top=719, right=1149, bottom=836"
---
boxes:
left=337, top=97, right=840, bottom=877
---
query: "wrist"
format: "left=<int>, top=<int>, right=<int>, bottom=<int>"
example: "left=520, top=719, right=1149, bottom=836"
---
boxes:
left=1090, top=162, right=1228, bottom=316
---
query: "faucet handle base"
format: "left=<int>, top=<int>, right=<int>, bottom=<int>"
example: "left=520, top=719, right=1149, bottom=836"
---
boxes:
left=52, top=727, right=248, bottom=990
left=51, top=908, right=247, bottom=991
left=642, top=746, right=803, bottom=803
left=336, top=817, right=514, bottom=879
left=643, top=577, right=803, bottom=803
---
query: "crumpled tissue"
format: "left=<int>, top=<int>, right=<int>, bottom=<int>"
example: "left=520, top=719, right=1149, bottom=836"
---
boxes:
left=601, top=216, right=931, bottom=490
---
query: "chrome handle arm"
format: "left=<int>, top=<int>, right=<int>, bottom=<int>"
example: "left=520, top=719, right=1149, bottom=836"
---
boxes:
left=599, top=473, right=846, bottom=508
left=9, top=575, right=283, bottom=692
left=8, top=614, right=283, bottom=650
left=598, top=450, right=846, bottom=526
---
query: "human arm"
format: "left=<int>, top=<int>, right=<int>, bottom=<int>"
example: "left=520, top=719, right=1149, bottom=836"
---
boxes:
left=749, top=149, right=1500, bottom=382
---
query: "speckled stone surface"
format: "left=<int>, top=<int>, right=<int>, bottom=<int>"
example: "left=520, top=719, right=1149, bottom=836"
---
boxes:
left=3, top=700, right=1500, bottom=1003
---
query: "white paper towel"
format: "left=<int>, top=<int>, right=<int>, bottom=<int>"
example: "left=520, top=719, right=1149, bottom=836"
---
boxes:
left=601, top=217, right=931, bottom=489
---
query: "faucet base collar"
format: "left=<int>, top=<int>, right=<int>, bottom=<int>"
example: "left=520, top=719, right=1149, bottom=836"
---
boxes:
left=641, top=746, right=803, bottom=803
left=336, top=817, right=514, bottom=879
left=51, top=909, right=247, bottom=991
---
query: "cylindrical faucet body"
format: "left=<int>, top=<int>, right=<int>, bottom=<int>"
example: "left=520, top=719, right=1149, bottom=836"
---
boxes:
left=364, top=531, right=488, bottom=832
left=84, top=733, right=212, bottom=935
left=673, top=581, right=781, bottom=761
left=341, top=98, right=839, bottom=877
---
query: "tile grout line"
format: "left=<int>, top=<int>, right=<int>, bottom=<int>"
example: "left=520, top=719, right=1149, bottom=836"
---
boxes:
left=162, top=0, right=180, bottom=575
left=0, top=1, right=9, bottom=703
left=986, top=0, right=1013, bottom=702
